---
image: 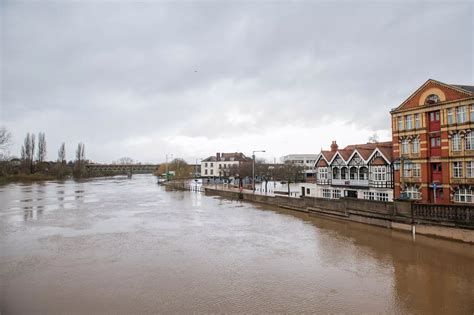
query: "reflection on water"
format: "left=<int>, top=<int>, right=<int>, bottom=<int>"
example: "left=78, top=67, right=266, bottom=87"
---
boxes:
left=0, top=175, right=473, bottom=314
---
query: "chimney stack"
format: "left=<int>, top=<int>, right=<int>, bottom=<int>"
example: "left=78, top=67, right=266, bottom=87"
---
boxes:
left=330, top=141, right=338, bottom=152
left=216, top=152, right=221, bottom=160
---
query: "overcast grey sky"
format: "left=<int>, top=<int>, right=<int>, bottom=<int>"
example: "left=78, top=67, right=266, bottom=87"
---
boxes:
left=1, top=1, right=473, bottom=163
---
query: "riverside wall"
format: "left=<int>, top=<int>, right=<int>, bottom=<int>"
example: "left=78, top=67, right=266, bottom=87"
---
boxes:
left=204, top=187, right=474, bottom=244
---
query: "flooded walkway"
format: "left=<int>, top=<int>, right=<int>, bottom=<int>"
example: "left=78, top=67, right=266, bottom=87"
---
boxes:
left=1, top=175, right=473, bottom=314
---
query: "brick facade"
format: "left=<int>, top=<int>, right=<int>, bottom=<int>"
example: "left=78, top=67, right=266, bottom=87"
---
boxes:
left=390, top=79, right=474, bottom=204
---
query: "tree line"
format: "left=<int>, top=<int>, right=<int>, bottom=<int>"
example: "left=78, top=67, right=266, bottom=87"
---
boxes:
left=0, top=128, right=89, bottom=181
left=156, top=155, right=305, bottom=195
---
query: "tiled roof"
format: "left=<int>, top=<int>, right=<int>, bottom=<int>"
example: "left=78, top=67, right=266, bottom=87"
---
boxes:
left=452, top=85, right=474, bottom=94
left=321, top=151, right=335, bottom=161
left=337, top=149, right=353, bottom=161
left=202, top=156, right=217, bottom=162
left=318, top=141, right=393, bottom=166
left=202, top=152, right=252, bottom=162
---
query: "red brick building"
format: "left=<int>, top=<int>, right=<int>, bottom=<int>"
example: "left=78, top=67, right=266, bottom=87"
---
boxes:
left=390, top=79, right=474, bottom=204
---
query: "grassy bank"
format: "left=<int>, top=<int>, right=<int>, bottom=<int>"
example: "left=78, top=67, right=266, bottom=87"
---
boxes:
left=0, top=173, right=60, bottom=185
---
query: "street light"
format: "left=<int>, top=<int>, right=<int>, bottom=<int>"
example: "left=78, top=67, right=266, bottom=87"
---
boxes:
left=252, top=150, right=266, bottom=192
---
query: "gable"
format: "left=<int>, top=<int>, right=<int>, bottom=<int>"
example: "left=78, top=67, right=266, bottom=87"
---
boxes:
left=348, top=152, right=365, bottom=166
left=393, top=79, right=473, bottom=112
left=317, top=159, right=328, bottom=167
left=331, top=154, right=346, bottom=167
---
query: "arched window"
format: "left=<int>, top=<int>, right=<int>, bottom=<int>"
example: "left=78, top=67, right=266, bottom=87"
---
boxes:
left=341, top=167, right=348, bottom=180
left=350, top=167, right=357, bottom=180
left=454, top=188, right=473, bottom=203
left=425, top=94, right=440, bottom=104
left=359, top=167, right=368, bottom=180
left=332, top=167, right=340, bottom=179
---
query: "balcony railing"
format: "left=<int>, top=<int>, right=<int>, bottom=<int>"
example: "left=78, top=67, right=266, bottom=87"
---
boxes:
left=331, top=179, right=369, bottom=187
left=316, top=179, right=331, bottom=185
left=369, top=181, right=393, bottom=188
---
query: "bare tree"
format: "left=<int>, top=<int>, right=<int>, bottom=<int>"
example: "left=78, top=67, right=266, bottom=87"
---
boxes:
left=156, top=158, right=191, bottom=180
left=58, top=142, right=66, bottom=164
left=255, top=159, right=271, bottom=193
left=30, top=133, right=36, bottom=173
left=368, top=133, right=379, bottom=143
left=75, top=142, right=85, bottom=163
left=37, top=132, right=47, bottom=163
left=0, top=127, right=12, bottom=151
left=274, top=161, right=304, bottom=196
left=20, top=132, right=36, bottom=173
left=74, top=142, right=86, bottom=178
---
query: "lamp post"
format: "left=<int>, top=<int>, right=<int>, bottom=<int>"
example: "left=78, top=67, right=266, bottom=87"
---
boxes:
left=252, top=150, right=266, bottom=192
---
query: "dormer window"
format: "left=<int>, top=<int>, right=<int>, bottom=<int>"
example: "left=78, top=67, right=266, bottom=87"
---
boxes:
left=425, top=94, right=440, bottom=104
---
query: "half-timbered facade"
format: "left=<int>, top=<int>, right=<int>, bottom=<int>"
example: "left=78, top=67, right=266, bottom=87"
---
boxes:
left=313, top=141, right=394, bottom=201
left=390, top=79, right=474, bottom=204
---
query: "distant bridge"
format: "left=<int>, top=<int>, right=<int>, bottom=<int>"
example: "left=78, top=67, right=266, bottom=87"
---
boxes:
left=85, top=164, right=160, bottom=175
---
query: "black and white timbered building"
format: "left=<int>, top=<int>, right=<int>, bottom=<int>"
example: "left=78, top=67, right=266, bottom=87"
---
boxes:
left=313, top=141, right=394, bottom=201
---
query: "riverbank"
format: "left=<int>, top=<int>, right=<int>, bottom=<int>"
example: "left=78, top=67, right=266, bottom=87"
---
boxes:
left=204, top=187, right=474, bottom=244
left=0, top=173, right=59, bottom=184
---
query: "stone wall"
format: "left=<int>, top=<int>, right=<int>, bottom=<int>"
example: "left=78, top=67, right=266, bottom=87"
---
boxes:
left=204, top=187, right=474, bottom=243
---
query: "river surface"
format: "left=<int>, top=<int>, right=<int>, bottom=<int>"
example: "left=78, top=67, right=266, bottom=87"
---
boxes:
left=1, top=175, right=473, bottom=314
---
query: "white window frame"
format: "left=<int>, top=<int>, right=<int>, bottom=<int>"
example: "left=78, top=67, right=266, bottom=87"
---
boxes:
left=456, top=106, right=467, bottom=123
left=405, top=185, right=421, bottom=200
left=452, top=133, right=461, bottom=151
left=470, top=105, right=474, bottom=122
left=405, top=115, right=412, bottom=130
left=318, top=167, right=328, bottom=180
left=398, top=117, right=403, bottom=131
left=412, top=138, right=420, bottom=154
left=466, top=132, right=474, bottom=150
left=414, top=114, right=421, bottom=128
left=373, top=166, right=386, bottom=181
left=412, top=164, right=421, bottom=177
left=403, top=162, right=411, bottom=178
left=447, top=108, right=454, bottom=125
left=376, top=192, right=389, bottom=202
left=466, top=161, right=474, bottom=178
left=332, top=189, right=341, bottom=199
left=454, top=188, right=473, bottom=203
left=452, top=162, right=463, bottom=178
left=401, top=139, right=409, bottom=155
left=322, top=189, right=331, bottom=199
left=363, top=191, right=375, bottom=200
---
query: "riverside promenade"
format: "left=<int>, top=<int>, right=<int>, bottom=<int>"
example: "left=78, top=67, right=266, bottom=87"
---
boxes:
left=201, top=185, right=474, bottom=244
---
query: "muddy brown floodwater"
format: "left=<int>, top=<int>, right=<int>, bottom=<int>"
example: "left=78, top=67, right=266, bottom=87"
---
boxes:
left=1, top=175, right=473, bottom=314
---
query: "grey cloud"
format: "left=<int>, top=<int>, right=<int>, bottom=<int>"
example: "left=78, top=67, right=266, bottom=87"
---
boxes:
left=1, top=1, right=472, bottom=162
